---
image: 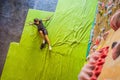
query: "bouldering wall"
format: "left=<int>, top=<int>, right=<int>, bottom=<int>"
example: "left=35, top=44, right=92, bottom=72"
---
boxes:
left=1, top=0, right=97, bottom=80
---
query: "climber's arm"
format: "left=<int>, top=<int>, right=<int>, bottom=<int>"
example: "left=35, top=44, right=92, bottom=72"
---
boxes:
left=42, top=17, right=51, bottom=21
left=42, top=15, right=53, bottom=21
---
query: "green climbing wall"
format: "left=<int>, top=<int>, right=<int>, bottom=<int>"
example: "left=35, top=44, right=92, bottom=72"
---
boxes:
left=1, top=0, right=97, bottom=80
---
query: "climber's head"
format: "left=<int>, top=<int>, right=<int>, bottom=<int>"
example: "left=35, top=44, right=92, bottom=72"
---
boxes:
left=34, top=18, right=39, bottom=25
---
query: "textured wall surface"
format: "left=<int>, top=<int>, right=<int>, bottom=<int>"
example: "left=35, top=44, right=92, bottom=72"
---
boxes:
left=0, top=0, right=58, bottom=76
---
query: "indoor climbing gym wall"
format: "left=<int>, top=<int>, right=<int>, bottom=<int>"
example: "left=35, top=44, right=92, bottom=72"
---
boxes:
left=1, top=0, right=97, bottom=80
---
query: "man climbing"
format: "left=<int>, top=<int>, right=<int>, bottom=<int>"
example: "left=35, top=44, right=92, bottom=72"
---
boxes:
left=30, top=17, right=52, bottom=50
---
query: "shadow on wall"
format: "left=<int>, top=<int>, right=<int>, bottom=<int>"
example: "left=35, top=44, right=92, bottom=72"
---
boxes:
left=0, top=0, right=58, bottom=76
